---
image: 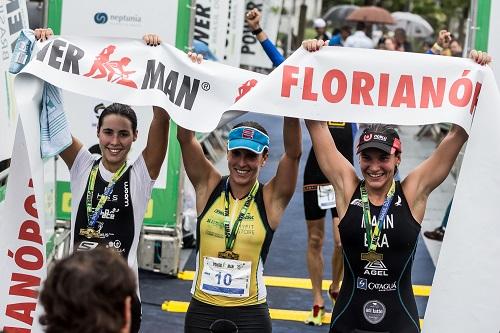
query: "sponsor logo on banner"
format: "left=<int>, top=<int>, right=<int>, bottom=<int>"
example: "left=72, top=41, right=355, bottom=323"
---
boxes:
left=281, top=65, right=483, bottom=115
left=235, top=79, right=257, bottom=102
left=93, top=11, right=142, bottom=26
left=84, top=45, right=138, bottom=88
left=34, top=38, right=209, bottom=111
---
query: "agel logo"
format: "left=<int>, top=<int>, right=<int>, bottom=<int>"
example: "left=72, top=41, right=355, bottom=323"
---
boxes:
left=94, top=12, right=108, bottom=24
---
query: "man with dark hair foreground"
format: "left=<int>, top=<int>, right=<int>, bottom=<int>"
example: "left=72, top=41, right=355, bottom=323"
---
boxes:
left=39, top=248, right=136, bottom=333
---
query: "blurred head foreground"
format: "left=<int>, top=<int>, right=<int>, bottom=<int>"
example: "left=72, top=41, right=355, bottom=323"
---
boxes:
left=40, top=248, right=137, bottom=333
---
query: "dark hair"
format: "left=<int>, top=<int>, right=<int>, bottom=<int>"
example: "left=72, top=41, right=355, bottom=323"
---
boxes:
left=232, top=121, right=268, bottom=136
left=340, top=25, right=351, bottom=33
left=97, top=103, right=138, bottom=133
left=39, top=248, right=136, bottom=333
left=356, top=21, right=366, bottom=31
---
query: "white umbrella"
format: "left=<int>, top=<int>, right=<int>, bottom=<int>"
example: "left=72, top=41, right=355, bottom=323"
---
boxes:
left=323, top=4, right=359, bottom=26
left=388, top=11, right=434, bottom=38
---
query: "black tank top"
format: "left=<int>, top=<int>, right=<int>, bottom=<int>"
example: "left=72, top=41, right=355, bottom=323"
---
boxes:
left=304, top=122, right=355, bottom=185
left=331, top=181, right=421, bottom=333
left=74, top=160, right=135, bottom=259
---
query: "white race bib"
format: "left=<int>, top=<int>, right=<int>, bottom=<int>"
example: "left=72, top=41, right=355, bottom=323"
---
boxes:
left=317, top=184, right=336, bottom=209
left=201, top=256, right=252, bottom=298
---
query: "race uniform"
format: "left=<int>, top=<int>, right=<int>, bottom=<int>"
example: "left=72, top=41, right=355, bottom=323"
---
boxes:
left=186, top=176, right=274, bottom=333
left=70, top=147, right=154, bottom=333
left=330, top=181, right=421, bottom=333
left=303, top=122, right=356, bottom=220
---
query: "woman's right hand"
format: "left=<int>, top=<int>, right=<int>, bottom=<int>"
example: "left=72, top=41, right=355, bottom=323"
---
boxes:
left=302, top=39, right=326, bottom=52
left=187, top=51, right=203, bottom=64
left=143, top=34, right=161, bottom=46
left=34, top=28, right=53, bottom=41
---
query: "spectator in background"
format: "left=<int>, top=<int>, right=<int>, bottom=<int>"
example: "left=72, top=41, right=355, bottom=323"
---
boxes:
left=450, top=39, right=463, bottom=57
left=344, top=22, right=373, bottom=49
left=394, top=28, right=412, bottom=52
left=314, top=18, right=330, bottom=41
left=329, top=25, right=351, bottom=46
left=39, top=248, right=136, bottom=333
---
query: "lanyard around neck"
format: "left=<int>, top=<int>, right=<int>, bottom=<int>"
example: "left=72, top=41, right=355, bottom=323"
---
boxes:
left=86, top=161, right=128, bottom=228
left=223, top=177, right=259, bottom=252
left=360, top=180, right=396, bottom=252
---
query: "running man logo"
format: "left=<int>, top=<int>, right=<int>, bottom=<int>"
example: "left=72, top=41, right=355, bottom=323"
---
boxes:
left=235, top=79, right=257, bottom=102
left=84, top=45, right=138, bottom=88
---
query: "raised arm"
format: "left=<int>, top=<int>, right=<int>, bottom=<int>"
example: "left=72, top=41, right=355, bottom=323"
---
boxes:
left=305, top=120, right=358, bottom=216
left=245, top=8, right=285, bottom=67
left=142, top=106, right=170, bottom=179
left=403, top=50, right=491, bottom=220
left=177, top=126, right=220, bottom=211
left=33, top=28, right=84, bottom=169
left=264, top=117, right=302, bottom=229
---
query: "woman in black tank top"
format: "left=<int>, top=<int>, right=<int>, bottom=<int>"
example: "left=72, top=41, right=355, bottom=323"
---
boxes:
left=302, top=38, right=491, bottom=332
left=305, top=120, right=469, bottom=333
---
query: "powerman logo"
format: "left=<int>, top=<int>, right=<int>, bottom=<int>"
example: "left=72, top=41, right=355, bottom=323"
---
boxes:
left=94, top=12, right=109, bottom=24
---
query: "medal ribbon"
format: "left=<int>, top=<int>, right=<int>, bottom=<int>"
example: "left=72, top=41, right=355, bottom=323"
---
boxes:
left=86, top=161, right=128, bottom=228
left=223, top=177, right=259, bottom=252
left=360, top=180, right=396, bottom=252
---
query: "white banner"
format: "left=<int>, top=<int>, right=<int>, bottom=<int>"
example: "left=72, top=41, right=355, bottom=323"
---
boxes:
left=5, top=36, right=500, bottom=331
left=240, top=0, right=282, bottom=69
left=0, top=0, right=29, bottom=161
left=0, top=76, right=46, bottom=332
left=423, top=70, right=500, bottom=332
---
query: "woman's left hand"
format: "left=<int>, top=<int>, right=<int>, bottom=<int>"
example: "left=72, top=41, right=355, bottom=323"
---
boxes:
left=470, top=50, right=492, bottom=66
left=187, top=51, right=203, bottom=64
left=302, top=39, right=326, bottom=52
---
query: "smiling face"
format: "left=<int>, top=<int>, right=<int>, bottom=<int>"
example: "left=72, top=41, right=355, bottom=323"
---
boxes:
left=359, top=148, right=400, bottom=192
left=227, top=148, right=267, bottom=188
left=97, top=114, right=137, bottom=171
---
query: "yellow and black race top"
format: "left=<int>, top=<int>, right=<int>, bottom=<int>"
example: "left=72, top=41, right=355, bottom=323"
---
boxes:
left=191, top=176, right=274, bottom=306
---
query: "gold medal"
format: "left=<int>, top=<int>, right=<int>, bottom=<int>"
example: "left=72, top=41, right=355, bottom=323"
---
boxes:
left=79, top=228, right=101, bottom=239
left=218, top=250, right=239, bottom=260
left=361, top=251, right=383, bottom=262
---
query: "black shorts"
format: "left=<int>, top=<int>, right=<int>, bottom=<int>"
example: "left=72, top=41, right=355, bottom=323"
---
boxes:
left=303, top=184, right=338, bottom=220
left=184, top=298, right=272, bottom=333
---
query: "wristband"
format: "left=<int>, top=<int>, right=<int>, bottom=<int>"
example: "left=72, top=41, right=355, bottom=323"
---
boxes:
left=432, top=43, right=443, bottom=52
left=251, top=28, right=263, bottom=35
